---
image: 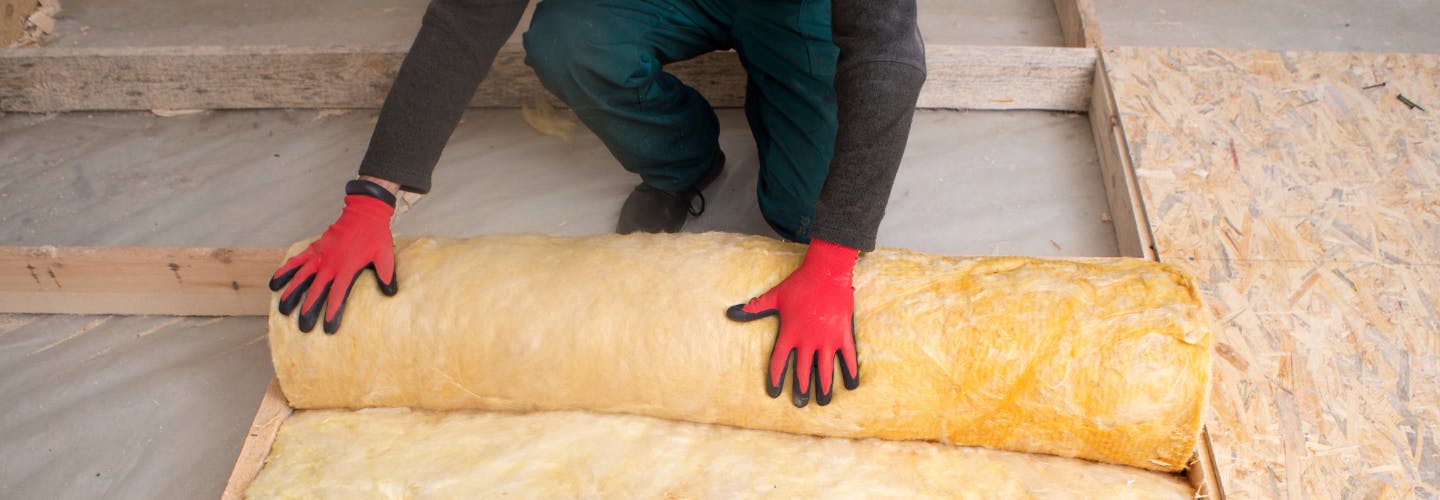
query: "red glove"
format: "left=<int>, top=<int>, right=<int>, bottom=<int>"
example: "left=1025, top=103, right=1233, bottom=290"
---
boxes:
left=727, top=239, right=860, bottom=407
left=269, top=180, right=398, bottom=334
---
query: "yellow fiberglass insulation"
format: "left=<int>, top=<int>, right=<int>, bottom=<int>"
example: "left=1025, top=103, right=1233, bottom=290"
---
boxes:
left=268, top=232, right=1212, bottom=471
left=247, top=408, right=1196, bottom=498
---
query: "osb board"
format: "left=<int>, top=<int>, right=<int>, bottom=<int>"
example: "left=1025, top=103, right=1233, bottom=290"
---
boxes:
left=1104, top=46, right=1440, bottom=498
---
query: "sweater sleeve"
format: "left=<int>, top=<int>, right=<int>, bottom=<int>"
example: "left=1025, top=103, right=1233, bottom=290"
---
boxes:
left=806, top=0, right=926, bottom=251
left=357, top=0, right=528, bottom=193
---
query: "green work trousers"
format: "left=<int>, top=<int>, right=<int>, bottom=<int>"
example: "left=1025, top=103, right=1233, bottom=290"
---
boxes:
left=523, top=0, right=838, bottom=241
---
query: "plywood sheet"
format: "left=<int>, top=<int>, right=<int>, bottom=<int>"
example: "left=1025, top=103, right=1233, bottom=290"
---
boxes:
left=1104, top=46, right=1440, bottom=498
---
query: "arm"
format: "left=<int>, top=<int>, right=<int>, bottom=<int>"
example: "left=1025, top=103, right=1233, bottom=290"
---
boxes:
left=270, top=0, right=527, bottom=334
left=359, top=0, right=529, bottom=193
left=728, top=0, right=925, bottom=406
left=809, top=0, right=926, bottom=251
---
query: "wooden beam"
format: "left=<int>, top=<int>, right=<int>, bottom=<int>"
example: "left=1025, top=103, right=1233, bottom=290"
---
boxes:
left=0, top=44, right=1096, bottom=112
left=0, top=45, right=745, bottom=112
left=1187, top=427, right=1228, bottom=499
left=1053, top=0, right=1103, bottom=48
left=1087, top=55, right=1155, bottom=260
left=223, top=378, right=291, bottom=500
left=918, top=45, right=1094, bottom=112
left=0, top=245, right=283, bottom=316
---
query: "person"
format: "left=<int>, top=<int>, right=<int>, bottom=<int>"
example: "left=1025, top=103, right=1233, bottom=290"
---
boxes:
left=269, top=0, right=925, bottom=408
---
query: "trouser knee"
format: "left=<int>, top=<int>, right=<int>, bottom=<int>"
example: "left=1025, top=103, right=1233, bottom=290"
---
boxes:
left=523, top=1, right=651, bottom=102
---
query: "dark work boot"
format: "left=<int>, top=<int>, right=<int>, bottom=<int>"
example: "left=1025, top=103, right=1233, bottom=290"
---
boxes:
left=617, top=150, right=725, bottom=234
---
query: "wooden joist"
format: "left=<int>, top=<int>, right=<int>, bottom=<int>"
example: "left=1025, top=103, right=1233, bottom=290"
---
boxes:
left=1052, top=0, right=1103, bottom=48
left=0, top=245, right=283, bottom=316
left=920, top=45, right=1094, bottom=111
left=0, top=44, right=1096, bottom=113
left=222, top=379, right=291, bottom=500
left=1088, top=52, right=1156, bottom=260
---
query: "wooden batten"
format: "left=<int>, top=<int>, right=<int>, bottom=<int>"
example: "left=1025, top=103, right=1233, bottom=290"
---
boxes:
left=918, top=45, right=1095, bottom=112
left=223, top=378, right=291, bottom=500
left=1052, top=0, right=1103, bottom=48
left=1188, top=427, right=1228, bottom=499
left=1088, top=53, right=1156, bottom=260
left=0, top=44, right=1095, bottom=112
left=0, top=245, right=283, bottom=316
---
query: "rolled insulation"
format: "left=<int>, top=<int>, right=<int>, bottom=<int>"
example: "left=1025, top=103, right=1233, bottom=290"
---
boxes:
left=247, top=409, right=1196, bottom=498
left=269, top=232, right=1211, bottom=471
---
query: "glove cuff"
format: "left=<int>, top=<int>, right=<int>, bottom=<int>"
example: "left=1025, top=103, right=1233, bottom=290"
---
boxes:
left=345, top=179, right=398, bottom=208
left=803, top=239, right=860, bottom=273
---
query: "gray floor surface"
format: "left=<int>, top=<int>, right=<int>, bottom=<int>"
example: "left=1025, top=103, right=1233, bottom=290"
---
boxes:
left=3, top=0, right=1436, bottom=497
left=0, top=107, right=1114, bottom=499
left=1096, top=0, right=1440, bottom=53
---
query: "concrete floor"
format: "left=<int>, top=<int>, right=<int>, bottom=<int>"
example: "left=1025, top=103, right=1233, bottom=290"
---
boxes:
left=3, top=0, right=1438, bottom=497
left=0, top=109, right=1114, bottom=256
left=1097, top=0, right=1440, bottom=53
left=0, top=315, right=270, bottom=500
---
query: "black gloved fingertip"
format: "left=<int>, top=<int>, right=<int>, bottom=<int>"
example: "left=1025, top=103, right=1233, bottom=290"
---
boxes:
left=297, top=304, right=320, bottom=333
left=815, top=383, right=834, bottom=406
left=791, top=380, right=810, bottom=408
left=840, top=352, right=860, bottom=391
left=277, top=274, right=315, bottom=315
left=296, top=283, right=331, bottom=333
left=277, top=292, right=301, bottom=316
left=791, top=354, right=811, bottom=408
left=370, top=263, right=399, bottom=296
left=766, top=377, right=783, bottom=398
left=843, top=372, right=860, bottom=391
left=842, top=316, right=861, bottom=390
left=727, top=304, right=775, bottom=322
left=297, top=313, right=317, bottom=333
left=268, top=268, right=295, bottom=292
left=323, top=302, right=346, bottom=335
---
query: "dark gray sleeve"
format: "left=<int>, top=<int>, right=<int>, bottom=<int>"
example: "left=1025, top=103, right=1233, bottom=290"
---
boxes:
left=357, top=0, right=528, bottom=193
left=807, top=0, right=926, bottom=251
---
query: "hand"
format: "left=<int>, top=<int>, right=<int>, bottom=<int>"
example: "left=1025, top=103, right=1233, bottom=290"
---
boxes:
left=727, top=239, right=860, bottom=407
left=269, top=180, right=399, bottom=334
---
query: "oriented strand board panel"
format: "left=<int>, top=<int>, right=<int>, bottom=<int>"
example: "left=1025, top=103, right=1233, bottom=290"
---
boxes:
left=1104, top=46, right=1440, bottom=498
